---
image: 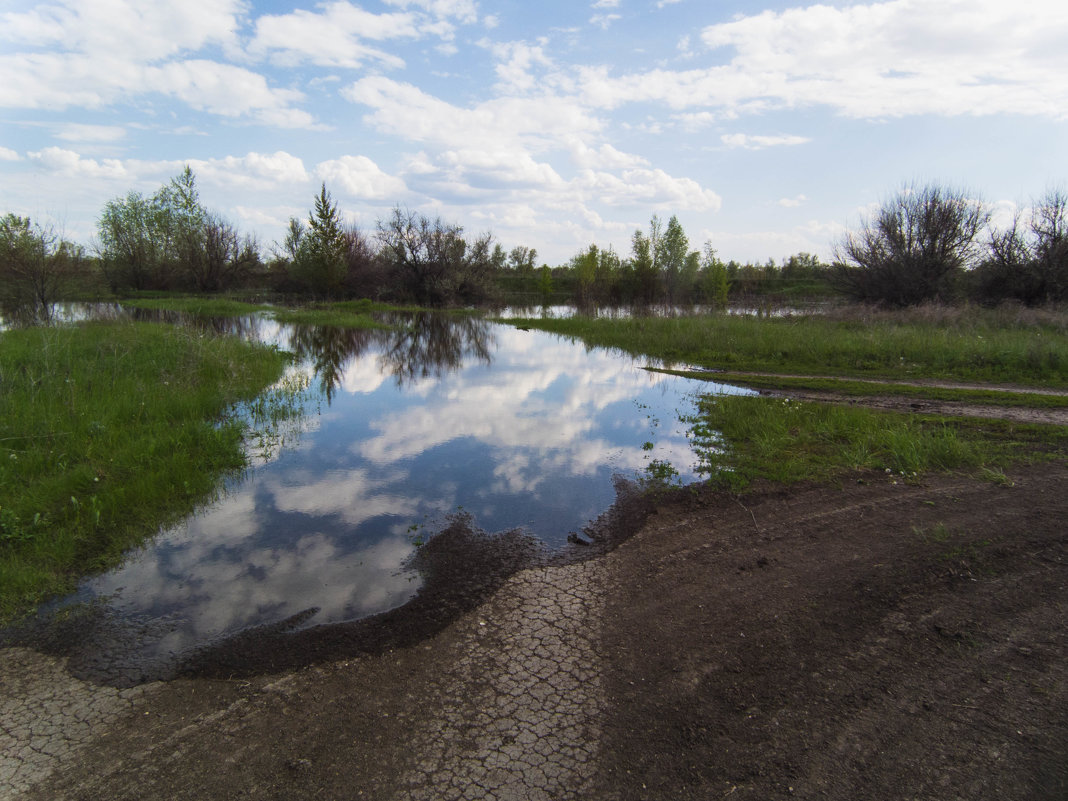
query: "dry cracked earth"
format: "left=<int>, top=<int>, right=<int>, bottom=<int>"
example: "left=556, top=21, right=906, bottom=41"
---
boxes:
left=3, top=463, right=1067, bottom=800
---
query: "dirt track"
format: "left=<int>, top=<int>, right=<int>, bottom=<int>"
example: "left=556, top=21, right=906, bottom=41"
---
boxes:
left=3, top=463, right=1066, bottom=800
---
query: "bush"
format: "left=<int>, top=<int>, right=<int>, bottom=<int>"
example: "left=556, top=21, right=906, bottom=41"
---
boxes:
left=834, top=184, right=990, bottom=306
left=0, top=213, right=84, bottom=324
left=972, top=190, right=1068, bottom=305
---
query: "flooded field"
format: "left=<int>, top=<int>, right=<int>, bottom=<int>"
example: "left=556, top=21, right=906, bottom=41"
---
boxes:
left=20, top=310, right=751, bottom=680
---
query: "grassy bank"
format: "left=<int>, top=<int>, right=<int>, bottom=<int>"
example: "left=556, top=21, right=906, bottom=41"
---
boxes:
left=0, top=321, right=292, bottom=620
left=688, top=394, right=1065, bottom=490
left=503, top=305, right=1068, bottom=386
left=504, top=305, right=1068, bottom=488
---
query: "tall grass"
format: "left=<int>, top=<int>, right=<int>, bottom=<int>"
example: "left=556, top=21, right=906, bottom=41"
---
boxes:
left=0, top=321, right=291, bottom=620
left=505, top=304, right=1068, bottom=386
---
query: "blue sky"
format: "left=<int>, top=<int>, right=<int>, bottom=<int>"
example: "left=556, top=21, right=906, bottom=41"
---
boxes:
left=2, top=0, right=1066, bottom=265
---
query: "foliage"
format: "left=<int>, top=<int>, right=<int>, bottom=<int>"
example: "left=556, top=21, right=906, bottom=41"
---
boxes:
left=97, top=167, right=259, bottom=293
left=0, top=213, right=85, bottom=324
left=286, top=184, right=349, bottom=296
left=973, top=189, right=1068, bottom=304
left=0, top=321, right=292, bottom=620
left=834, top=183, right=991, bottom=306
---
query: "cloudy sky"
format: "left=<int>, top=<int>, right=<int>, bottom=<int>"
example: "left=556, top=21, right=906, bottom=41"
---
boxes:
left=2, top=0, right=1066, bottom=264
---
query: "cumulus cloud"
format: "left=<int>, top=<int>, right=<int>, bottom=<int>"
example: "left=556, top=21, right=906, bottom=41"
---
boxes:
left=316, top=155, right=408, bottom=200
left=27, top=146, right=128, bottom=179
left=777, top=194, right=808, bottom=208
left=697, top=0, right=1068, bottom=119
left=0, top=0, right=316, bottom=127
left=0, top=146, right=21, bottom=161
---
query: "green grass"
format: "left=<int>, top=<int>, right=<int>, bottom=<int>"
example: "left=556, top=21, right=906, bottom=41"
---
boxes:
left=687, top=394, right=1065, bottom=491
left=120, top=297, right=273, bottom=317
left=658, top=370, right=1068, bottom=409
left=0, top=320, right=293, bottom=621
left=503, top=307, right=1068, bottom=387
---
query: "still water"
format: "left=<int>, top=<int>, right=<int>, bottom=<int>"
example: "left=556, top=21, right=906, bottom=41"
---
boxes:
left=49, top=312, right=751, bottom=670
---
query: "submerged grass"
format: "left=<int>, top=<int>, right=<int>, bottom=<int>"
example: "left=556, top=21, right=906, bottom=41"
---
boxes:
left=504, top=306, right=1068, bottom=387
left=0, top=320, right=292, bottom=621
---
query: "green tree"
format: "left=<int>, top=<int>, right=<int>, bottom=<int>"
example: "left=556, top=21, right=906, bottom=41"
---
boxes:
left=657, top=215, right=689, bottom=303
left=631, top=227, right=657, bottom=304
left=97, top=166, right=255, bottom=292
left=699, top=240, right=730, bottom=308
left=0, top=214, right=83, bottom=324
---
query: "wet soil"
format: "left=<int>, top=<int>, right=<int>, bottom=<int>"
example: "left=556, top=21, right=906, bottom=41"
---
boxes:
left=3, top=463, right=1066, bottom=800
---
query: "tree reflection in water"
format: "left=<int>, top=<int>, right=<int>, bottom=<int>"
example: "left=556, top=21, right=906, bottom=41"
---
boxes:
left=287, top=313, right=495, bottom=400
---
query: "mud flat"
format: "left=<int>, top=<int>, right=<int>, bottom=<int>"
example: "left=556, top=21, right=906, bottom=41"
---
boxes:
left=3, top=464, right=1066, bottom=800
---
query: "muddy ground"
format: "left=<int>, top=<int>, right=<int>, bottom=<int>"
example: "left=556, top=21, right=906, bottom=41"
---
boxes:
left=2, top=462, right=1066, bottom=800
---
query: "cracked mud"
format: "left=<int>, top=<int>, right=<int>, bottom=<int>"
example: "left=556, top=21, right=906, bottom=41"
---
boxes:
left=3, top=464, right=1066, bottom=800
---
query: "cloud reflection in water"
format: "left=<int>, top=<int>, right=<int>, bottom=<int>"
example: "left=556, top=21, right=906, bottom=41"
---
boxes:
left=67, top=313, right=750, bottom=666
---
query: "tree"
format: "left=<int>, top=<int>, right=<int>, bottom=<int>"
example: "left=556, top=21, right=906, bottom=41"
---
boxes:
left=97, top=190, right=172, bottom=291
left=657, top=215, right=689, bottom=303
left=376, top=206, right=496, bottom=305
left=288, top=184, right=348, bottom=296
left=571, top=244, right=600, bottom=306
left=630, top=228, right=657, bottom=304
left=0, top=214, right=83, bottom=324
left=698, top=241, right=730, bottom=308
left=834, top=184, right=990, bottom=306
left=974, top=190, right=1068, bottom=304
left=97, top=166, right=254, bottom=292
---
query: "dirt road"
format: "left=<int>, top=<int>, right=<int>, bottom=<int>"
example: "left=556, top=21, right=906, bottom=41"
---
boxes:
left=3, top=463, right=1066, bottom=800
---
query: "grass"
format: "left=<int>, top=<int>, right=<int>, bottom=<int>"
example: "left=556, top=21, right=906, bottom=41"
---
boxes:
left=657, top=370, right=1068, bottom=409
left=0, top=320, right=294, bottom=621
left=502, top=303, right=1067, bottom=489
left=119, top=297, right=273, bottom=317
left=687, top=394, right=1066, bottom=491
left=502, top=304, right=1068, bottom=387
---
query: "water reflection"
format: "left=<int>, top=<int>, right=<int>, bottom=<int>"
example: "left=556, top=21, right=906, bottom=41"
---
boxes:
left=42, top=311, right=752, bottom=676
left=288, top=313, right=494, bottom=400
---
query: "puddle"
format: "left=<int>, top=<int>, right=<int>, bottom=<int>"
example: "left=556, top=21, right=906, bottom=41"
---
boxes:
left=8, top=311, right=753, bottom=683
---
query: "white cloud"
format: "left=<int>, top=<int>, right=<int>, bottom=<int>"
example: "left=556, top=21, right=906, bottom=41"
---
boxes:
left=0, top=147, right=20, bottom=161
left=55, top=123, right=126, bottom=143
left=27, top=146, right=128, bottom=179
left=249, top=3, right=416, bottom=69
left=777, top=194, right=808, bottom=208
left=316, top=155, right=408, bottom=200
left=721, top=133, right=810, bottom=149
left=590, top=14, right=621, bottom=29
left=189, top=151, right=311, bottom=189
left=0, top=1, right=316, bottom=128
left=697, top=0, right=1068, bottom=119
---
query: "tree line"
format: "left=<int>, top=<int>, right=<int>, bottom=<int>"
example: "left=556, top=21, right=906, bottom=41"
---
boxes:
left=2, top=170, right=1065, bottom=324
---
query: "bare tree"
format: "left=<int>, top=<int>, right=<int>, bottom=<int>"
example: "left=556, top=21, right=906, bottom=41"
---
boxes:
left=834, top=184, right=990, bottom=306
left=974, top=190, right=1068, bottom=304
left=376, top=207, right=495, bottom=305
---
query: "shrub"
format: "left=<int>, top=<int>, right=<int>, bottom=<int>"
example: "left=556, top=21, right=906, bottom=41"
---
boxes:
left=834, top=184, right=990, bottom=306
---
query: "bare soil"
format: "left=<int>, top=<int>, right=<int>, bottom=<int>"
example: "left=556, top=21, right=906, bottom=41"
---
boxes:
left=3, top=463, right=1066, bottom=800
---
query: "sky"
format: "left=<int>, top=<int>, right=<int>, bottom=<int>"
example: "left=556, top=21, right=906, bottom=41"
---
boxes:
left=2, top=0, right=1066, bottom=266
